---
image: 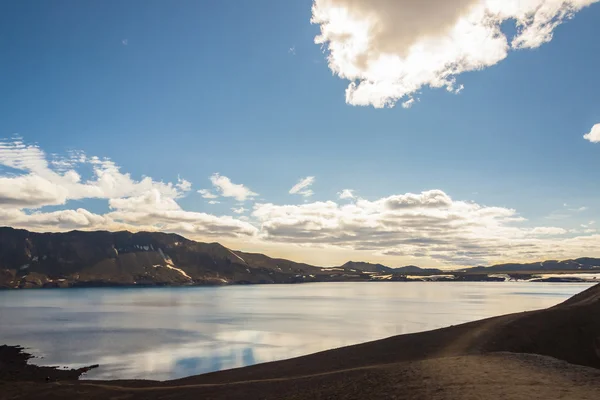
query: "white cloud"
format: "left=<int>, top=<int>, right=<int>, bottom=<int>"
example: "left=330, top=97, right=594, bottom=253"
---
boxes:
left=198, top=189, right=218, bottom=199
left=210, top=173, right=257, bottom=202
left=109, top=189, right=180, bottom=212
left=0, top=174, right=68, bottom=208
left=289, top=176, right=315, bottom=197
left=0, top=138, right=184, bottom=209
left=401, top=98, right=415, bottom=109
left=0, top=207, right=110, bottom=231
left=208, top=200, right=220, bottom=205
left=176, top=177, right=192, bottom=192
left=312, top=0, right=599, bottom=108
left=253, top=189, right=598, bottom=265
left=584, top=123, right=600, bottom=143
left=232, top=207, right=247, bottom=214
left=338, top=189, right=355, bottom=199
left=384, top=190, right=452, bottom=209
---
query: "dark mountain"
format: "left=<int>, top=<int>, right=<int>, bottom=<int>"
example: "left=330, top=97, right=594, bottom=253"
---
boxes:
left=0, top=227, right=342, bottom=289
left=460, top=258, right=600, bottom=274
left=339, top=262, right=445, bottom=276
left=393, top=265, right=445, bottom=275
left=340, top=261, right=392, bottom=273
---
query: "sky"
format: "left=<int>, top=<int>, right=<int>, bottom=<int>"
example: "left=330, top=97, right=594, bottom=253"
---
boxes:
left=1, top=0, right=599, bottom=268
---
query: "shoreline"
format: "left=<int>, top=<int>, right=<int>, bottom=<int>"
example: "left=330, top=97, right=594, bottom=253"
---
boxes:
left=1, top=274, right=598, bottom=291
left=0, top=345, right=98, bottom=383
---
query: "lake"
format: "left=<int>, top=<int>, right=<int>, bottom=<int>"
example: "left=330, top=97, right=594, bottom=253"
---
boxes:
left=0, top=282, right=593, bottom=380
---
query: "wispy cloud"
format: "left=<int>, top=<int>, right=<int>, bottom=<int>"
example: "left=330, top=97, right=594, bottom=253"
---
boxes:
left=546, top=203, right=588, bottom=220
left=289, top=176, right=315, bottom=197
left=176, top=177, right=192, bottom=192
left=197, top=189, right=218, bottom=199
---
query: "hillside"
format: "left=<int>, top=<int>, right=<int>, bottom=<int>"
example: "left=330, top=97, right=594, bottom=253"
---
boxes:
left=0, top=227, right=350, bottom=289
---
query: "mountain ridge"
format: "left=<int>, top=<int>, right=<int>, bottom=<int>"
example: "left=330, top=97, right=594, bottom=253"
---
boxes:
left=0, top=227, right=599, bottom=288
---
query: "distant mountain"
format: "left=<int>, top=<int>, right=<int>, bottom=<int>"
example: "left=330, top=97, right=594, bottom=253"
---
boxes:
left=338, top=262, right=444, bottom=275
left=1, top=227, right=599, bottom=289
left=460, top=258, right=600, bottom=274
left=340, top=261, right=392, bottom=273
left=393, top=265, right=445, bottom=275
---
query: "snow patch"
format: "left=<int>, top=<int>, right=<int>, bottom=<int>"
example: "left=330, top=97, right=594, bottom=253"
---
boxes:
left=407, top=274, right=455, bottom=281
left=152, top=264, right=192, bottom=280
left=228, top=250, right=246, bottom=264
left=372, top=274, right=393, bottom=280
left=489, top=274, right=511, bottom=281
left=19, top=264, right=29, bottom=270
left=32, top=256, right=39, bottom=262
left=157, top=248, right=174, bottom=266
left=320, top=267, right=344, bottom=271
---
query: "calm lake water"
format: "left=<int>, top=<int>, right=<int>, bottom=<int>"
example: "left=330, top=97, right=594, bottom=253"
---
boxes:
left=0, top=282, right=593, bottom=380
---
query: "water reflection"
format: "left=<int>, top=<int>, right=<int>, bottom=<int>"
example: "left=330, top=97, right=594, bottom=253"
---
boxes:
left=0, top=282, right=592, bottom=380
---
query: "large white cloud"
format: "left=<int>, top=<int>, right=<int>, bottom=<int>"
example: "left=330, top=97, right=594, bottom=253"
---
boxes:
left=253, top=190, right=598, bottom=265
left=312, top=0, right=599, bottom=108
left=584, top=123, right=600, bottom=143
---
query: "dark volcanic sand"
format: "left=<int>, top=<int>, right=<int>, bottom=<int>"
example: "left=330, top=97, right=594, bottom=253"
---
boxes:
left=2, top=284, right=600, bottom=399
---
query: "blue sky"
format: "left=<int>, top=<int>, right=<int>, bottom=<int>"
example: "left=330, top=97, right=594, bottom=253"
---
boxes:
left=1, top=0, right=599, bottom=267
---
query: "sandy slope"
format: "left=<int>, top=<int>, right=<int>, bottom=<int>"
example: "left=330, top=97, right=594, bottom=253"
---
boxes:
left=2, top=283, right=600, bottom=399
